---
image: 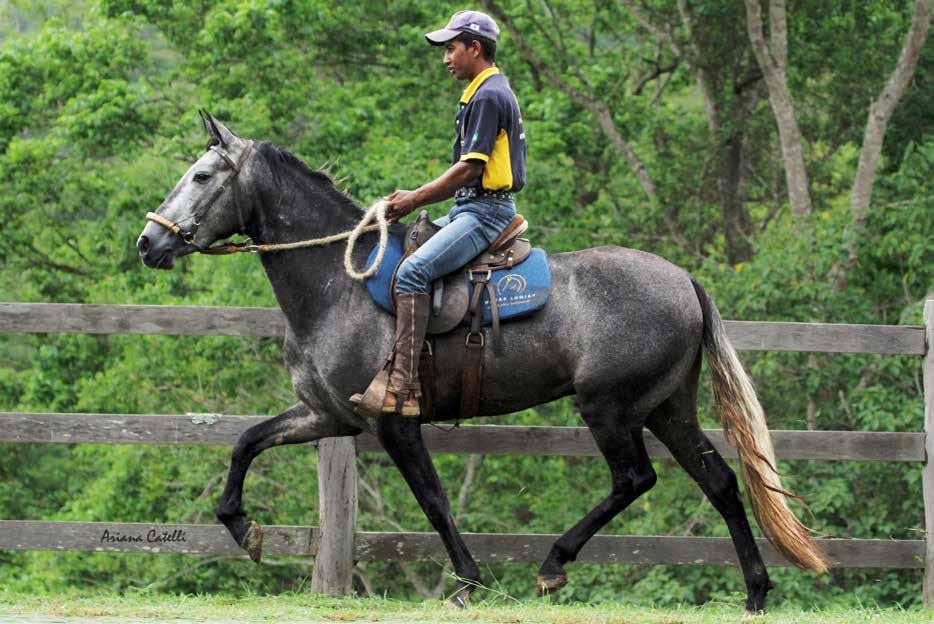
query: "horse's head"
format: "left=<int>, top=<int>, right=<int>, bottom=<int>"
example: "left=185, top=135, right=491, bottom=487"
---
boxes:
left=138, top=111, right=255, bottom=269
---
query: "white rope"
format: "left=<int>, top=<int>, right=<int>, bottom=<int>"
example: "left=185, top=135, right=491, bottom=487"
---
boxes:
left=251, top=200, right=390, bottom=282
left=343, top=200, right=390, bottom=281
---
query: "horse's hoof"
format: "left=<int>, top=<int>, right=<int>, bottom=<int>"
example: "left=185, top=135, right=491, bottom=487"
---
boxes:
left=349, top=393, right=363, bottom=405
left=745, top=579, right=773, bottom=613
left=536, top=573, right=567, bottom=597
left=443, top=591, right=469, bottom=609
left=745, top=602, right=768, bottom=616
left=243, top=521, right=264, bottom=564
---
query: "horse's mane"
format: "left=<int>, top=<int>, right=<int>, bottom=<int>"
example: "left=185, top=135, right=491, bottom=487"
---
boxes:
left=255, top=141, right=363, bottom=214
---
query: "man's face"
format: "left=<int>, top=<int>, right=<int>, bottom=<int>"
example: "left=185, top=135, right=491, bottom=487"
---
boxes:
left=443, top=40, right=475, bottom=80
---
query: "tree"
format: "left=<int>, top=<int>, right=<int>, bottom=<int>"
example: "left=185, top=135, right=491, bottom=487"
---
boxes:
left=844, top=0, right=931, bottom=272
left=481, top=0, right=659, bottom=206
left=743, top=0, right=812, bottom=216
left=624, top=0, right=764, bottom=262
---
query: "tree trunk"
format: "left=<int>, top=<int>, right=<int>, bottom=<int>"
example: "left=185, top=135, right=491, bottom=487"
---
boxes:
left=674, top=0, right=758, bottom=262
left=718, top=70, right=760, bottom=264
left=829, top=0, right=931, bottom=291
left=847, top=0, right=931, bottom=256
left=744, top=0, right=812, bottom=216
left=720, top=130, right=754, bottom=264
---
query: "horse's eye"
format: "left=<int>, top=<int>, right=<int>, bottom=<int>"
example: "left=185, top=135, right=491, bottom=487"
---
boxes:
left=193, top=172, right=211, bottom=183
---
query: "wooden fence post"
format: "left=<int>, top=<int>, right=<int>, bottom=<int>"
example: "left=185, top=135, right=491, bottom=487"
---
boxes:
left=310, top=436, right=357, bottom=596
left=922, top=300, right=934, bottom=607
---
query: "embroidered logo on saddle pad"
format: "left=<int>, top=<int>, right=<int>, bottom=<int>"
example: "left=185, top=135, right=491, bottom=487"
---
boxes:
left=473, top=250, right=549, bottom=324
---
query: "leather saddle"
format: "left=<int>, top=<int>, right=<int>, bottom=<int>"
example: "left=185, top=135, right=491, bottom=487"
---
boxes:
left=396, top=210, right=532, bottom=335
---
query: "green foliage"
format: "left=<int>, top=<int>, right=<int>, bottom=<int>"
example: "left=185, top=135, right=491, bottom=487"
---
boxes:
left=0, top=0, right=930, bottom=609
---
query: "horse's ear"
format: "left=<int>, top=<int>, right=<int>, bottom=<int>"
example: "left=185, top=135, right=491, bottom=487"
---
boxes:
left=203, top=110, right=227, bottom=148
left=199, top=109, right=222, bottom=147
left=205, top=111, right=241, bottom=148
left=198, top=109, right=211, bottom=136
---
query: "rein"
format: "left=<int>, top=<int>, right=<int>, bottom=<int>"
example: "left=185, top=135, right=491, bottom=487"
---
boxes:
left=145, top=142, right=390, bottom=282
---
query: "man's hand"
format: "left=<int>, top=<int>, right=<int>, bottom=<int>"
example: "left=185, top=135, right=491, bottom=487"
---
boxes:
left=383, top=161, right=484, bottom=222
left=384, top=189, right=420, bottom=223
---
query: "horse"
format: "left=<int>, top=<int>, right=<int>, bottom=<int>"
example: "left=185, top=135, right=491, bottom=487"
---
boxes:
left=137, top=113, right=828, bottom=612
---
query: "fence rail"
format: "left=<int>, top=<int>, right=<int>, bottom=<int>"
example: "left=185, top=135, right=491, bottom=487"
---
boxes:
left=0, top=301, right=931, bottom=603
left=0, top=302, right=925, bottom=354
left=0, top=521, right=923, bottom=569
left=0, top=413, right=925, bottom=462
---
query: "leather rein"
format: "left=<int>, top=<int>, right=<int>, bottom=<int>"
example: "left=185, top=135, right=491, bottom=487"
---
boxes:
left=144, top=141, right=389, bottom=280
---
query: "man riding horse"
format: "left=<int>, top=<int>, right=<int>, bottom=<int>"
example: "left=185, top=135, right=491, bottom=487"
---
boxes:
left=137, top=9, right=829, bottom=612
left=356, top=10, right=527, bottom=419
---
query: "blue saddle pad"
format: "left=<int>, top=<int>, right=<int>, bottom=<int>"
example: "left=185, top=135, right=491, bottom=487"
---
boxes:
left=364, top=232, right=551, bottom=327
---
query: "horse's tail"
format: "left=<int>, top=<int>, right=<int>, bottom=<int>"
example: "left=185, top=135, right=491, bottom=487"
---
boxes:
left=691, top=277, right=829, bottom=573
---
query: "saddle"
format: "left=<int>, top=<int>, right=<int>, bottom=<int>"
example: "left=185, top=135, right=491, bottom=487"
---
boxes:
left=363, top=211, right=551, bottom=420
left=399, top=211, right=533, bottom=335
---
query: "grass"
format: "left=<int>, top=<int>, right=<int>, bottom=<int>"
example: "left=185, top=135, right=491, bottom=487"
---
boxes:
left=1, top=590, right=933, bottom=624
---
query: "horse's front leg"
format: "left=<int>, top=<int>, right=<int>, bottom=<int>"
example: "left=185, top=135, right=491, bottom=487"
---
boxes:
left=216, top=402, right=360, bottom=562
left=376, top=415, right=481, bottom=608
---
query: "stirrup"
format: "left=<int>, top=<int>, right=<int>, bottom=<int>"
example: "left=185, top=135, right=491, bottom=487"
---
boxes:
left=350, top=367, right=390, bottom=419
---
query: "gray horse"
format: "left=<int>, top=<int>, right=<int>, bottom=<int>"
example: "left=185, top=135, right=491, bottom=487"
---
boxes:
left=137, top=114, right=827, bottom=612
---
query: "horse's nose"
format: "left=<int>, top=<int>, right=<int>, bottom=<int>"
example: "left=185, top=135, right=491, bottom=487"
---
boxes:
left=137, top=235, right=151, bottom=255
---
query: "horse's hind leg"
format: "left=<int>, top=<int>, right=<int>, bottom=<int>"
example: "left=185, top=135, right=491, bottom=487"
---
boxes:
left=646, top=385, right=771, bottom=612
left=537, top=402, right=657, bottom=596
left=216, top=402, right=360, bottom=562
left=376, top=414, right=481, bottom=608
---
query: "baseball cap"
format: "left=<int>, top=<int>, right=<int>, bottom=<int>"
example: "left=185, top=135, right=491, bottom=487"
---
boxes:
left=425, top=10, right=500, bottom=45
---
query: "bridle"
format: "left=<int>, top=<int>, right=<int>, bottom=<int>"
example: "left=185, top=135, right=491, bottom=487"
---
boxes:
left=145, top=140, right=255, bottom=254
left=143, top=139, right=391, bottom=280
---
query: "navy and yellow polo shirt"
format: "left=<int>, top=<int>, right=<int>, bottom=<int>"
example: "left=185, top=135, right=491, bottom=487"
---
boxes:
left=453, top=67, right=526, bottom=193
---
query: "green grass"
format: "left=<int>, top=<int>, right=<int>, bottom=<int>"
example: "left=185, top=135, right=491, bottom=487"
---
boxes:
left=1, top=590, right=933, bottom=624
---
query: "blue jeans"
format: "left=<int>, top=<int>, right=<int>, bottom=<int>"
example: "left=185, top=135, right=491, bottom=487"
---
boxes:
left=395, top=195, right=517, bottom=295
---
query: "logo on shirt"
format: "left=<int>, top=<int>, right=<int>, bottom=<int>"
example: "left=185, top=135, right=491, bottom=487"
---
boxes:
left=470, top=131, right=479, bottom=147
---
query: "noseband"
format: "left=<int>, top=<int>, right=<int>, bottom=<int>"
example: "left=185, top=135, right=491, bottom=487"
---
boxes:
left=145, top=140, right=255, bottom=251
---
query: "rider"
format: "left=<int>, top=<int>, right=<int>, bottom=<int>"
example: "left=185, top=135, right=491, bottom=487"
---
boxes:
left=358, top=10, right=527, bottom=418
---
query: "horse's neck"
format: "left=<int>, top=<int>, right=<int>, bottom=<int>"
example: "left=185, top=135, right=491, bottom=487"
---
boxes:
left=253, top=175, right=367, bottom=334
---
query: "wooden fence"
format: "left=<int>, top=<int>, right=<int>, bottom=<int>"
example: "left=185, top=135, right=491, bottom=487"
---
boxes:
left=0, top=301, right=931, bottom=602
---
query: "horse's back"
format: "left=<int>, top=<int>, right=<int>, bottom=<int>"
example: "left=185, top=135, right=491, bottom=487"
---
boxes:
left=548, top=245, right=703, bottom=331
left=541, top=245, right=704, bottom=404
